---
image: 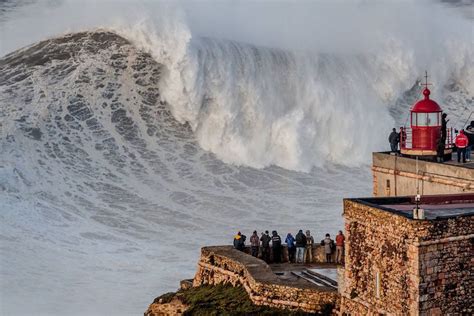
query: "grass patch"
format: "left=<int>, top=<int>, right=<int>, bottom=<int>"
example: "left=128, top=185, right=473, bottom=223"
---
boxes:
left=175, top=284, right=323, bottom=315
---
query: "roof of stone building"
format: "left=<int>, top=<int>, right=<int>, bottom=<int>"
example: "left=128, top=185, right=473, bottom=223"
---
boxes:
left=348, top=193, right=474, bottom=220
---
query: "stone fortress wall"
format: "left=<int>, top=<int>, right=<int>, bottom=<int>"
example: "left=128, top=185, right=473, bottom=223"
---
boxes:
left=193, top=246, right=339, bottom=313
left=340, top=199, right=473, bottom=315
left=372, top=152, right=474, bottom=197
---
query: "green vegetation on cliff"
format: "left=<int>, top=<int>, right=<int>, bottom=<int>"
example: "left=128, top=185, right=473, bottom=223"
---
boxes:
left=153, top=284, right=332, bottom=315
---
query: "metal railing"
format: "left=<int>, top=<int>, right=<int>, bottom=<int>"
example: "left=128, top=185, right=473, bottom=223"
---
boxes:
left=400, top=127, right=454, bottom=150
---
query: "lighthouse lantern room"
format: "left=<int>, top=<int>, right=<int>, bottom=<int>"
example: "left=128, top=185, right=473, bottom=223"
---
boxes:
left=400, top=72, right=453, bottom=158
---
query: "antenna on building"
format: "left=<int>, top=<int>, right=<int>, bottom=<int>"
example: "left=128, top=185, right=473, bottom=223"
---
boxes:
left=413, top=156, right=424, bottom=220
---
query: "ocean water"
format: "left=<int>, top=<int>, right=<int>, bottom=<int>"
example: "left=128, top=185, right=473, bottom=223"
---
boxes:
left=0, top=1, right=472, bottom=315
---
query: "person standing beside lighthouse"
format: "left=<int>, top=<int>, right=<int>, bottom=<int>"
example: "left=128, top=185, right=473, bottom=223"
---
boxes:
left=455, top=130, right=469, bottom=163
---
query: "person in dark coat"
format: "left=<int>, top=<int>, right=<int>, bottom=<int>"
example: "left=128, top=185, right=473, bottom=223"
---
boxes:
left=465, top=121, right=474, bottom=161
left=271, top=230, right=282, bottom=263
left=388, top=128, right=400, bottom=153
left=260, top=231, right=271, bottom=263
left=436, top=136, right=445, bottom=163
left=233, top=231, right=246, bottom=251
left=441, top=113, right=449, bottom=141
left=285, top=233, right=296, bottom=263
left=295, top=229, right=307, bottom=264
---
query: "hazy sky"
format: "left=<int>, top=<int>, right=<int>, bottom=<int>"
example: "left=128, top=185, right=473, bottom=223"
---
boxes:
left=0, top=0, right=471, bottom=56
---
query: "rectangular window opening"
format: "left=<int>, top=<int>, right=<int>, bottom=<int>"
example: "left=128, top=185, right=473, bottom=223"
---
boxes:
left=375, top=271, right=381, bottom=299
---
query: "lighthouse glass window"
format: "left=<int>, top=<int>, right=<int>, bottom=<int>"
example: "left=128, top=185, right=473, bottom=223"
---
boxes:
left=414, top=113, right=440, bottom=126
left=414, top=113, right=428, bottom=126
left=425, top=112, right=440, bottom=126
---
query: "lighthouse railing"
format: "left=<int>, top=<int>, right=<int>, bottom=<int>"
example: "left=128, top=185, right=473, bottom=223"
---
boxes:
left=399, top=127, right=412, bottom=150
left=399, top=127, right=454, bottom=150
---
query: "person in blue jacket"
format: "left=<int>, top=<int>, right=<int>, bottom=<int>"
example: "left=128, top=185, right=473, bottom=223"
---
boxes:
left=285, top=233, right=296, bottom=263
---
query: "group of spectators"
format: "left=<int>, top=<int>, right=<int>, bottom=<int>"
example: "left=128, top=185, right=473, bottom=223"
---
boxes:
left=233, top=230, right=345, bottom=264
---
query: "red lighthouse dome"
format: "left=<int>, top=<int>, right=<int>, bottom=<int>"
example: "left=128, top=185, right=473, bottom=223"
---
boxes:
left=411, top=88, right=442, bottom=113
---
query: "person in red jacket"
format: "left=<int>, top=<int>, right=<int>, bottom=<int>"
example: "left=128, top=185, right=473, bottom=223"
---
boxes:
left=455, top=130, right=469, bottom=163
left=335, top=230, right=345, bottom=264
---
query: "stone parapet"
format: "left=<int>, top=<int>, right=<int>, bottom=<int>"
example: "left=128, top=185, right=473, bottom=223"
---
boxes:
left=193, top=246, right=339, bottom=313
left=241, top=244, right=336, bottom=264
left=372, top=152, right=474, bottom=197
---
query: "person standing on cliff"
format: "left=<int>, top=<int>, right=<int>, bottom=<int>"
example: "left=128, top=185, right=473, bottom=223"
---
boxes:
left=285, top=233, right=296, bottom=263
left=271, top=230, right=282, bottom=263
left=250, top=231, right=260, bottom=258
left=233, top=231, right=246, bottom=251
left=305, top=230, right=314, bottom=264
left=335, top=230, right=345, bottom=264
left=260, top=231, right=271, bottom=263
left=295, top=230, right=307, bottom=264
left=321, top=233, right=334, bottom=263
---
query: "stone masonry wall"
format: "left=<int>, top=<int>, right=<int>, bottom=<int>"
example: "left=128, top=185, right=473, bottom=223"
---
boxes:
left=193, top=246, right=339, bottom=313
left=340, top=199, right=474, bottom=315
left=341, top=201, right=419, bottom=315
left=418, top=235, right=473, bottom=315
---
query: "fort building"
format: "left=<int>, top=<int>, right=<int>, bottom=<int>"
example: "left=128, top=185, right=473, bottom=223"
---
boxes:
left=340, top=194, right=473, bottom=315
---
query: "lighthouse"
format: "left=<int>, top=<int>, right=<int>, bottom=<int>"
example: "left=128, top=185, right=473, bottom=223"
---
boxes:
left=400, top=72, right=453, bottom=159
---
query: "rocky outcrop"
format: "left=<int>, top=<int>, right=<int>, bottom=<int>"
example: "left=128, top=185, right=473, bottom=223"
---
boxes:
left=145, top=246, right=339, bottom=315
left=145, top=294, right=188, bottom=316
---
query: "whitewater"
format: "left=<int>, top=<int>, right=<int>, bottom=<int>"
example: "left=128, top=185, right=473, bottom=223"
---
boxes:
left=0, top=0, right=472, bottom=315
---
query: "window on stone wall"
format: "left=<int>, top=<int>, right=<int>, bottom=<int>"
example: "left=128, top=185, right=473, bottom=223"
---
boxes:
left=385, top=180, right=390, bottom=196
left=375, top=271, right=381, bottom=299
